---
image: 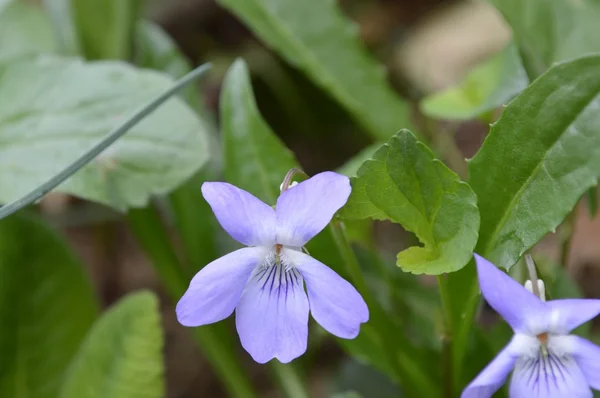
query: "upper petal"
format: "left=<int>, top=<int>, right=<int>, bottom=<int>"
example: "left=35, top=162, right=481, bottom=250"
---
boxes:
left=461, top=339, right=521, bottom=398
left=285, top=249, right=368, bottom=338
left=202, top=182, right=276, bottom=246
left=235, top=264, right=309, bottom=363
left=176, top=247, right=267, bottom=326
left=276, top=171, right=350, bottom=246
left=569, top=335, right=600, bottom=390
left=548, top=299, right=600, bottom=334
left=474, top=254, right=549, bottom=334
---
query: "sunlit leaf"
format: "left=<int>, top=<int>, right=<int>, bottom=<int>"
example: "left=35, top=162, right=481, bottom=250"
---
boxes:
left=0, top=214, right=98, bottom=398
left=0, top=0, right=56, bottom=62
left=340, top=130, right=479, bottom=274
left=217, top=0, right=412, bottom=139
left=420, top=42, right=528, bottom=121
left=59, top=291, right=164, bottom=398
left=0, top=56, right=210, bottom=210
left=470, top=54, right=600, bottom=269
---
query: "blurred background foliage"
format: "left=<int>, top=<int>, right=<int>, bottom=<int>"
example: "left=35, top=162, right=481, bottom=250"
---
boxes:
left=1, top=0, right=600, bottom=397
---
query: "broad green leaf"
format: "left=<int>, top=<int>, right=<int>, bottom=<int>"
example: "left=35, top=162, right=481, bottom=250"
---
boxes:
left=0, top=56, right=209, bottom=210
left=43, top=0, right=80, bottom=56
left=491, top=0, right=600, bottom=77
left=0, top=0, right=56, bottom=62
left=470, top=54, right=600, bottom=269
left=221, top=58, right=297, bottom=203
left=217, top=0, right=412, bottom=140
left=0, top=214, right=98, bottom=398
left=59, top=291, right=163, bottom=398
left=71, top=0, right=142, bottom=60
left=340, top=130, right=479, bottom=274
left=420, top=42, right=528, bottom=121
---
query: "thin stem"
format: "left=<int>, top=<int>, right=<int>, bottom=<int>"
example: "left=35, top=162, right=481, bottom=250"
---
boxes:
left=559, top=205, right=579, bottom=268
left=0, top=63, right=211, bottom=220
left=329, top=220, right=439, bottom=397
left=280, top=168, right=309, bottom=193
left=436, top=275, right=453, bottom=398
left=525, top=254, right=541, bottom=299
left=269, top=363, right=309, bottom=398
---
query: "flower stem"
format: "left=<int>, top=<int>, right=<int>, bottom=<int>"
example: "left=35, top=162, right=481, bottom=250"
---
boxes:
left=329, top=220, right=438, bottom=397
left=436, top=275, right=453, bottom=397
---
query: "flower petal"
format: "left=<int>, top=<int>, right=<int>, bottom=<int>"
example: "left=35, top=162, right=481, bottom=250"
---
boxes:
left=176, top=247, right=267, bottom=326
left=202, top=182, right=276, bottom=246
left=285, top=249, right=368, bottom=338
left=510, top=352, right=592, bottom=398
left=548, top=299, right=600, bottom=334
left=461, top=340, right=521, bottom=398
left=474, top=254, right=549, bottom=334
left=570, top=335, right=600, bottom=390
left=276, top=171, right=350, bottom=246
left=235, top=264, right=309, bottom=363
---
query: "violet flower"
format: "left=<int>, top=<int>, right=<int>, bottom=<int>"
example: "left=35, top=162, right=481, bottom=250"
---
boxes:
left=462, top=254, right=600, bottom=398
left=176, top=171, right=369, bottom=363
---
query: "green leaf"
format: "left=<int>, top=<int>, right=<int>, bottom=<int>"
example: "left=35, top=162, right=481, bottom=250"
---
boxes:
left=491, top=0, right=600, bottom=77
left=217, top=0, right=412, bottom=140
left=337, top=143, right=384, bottom=178
left=0, top=0, right=56, bottom=63
left=42, top=0, right=80, bottom=56
left=221, top=59, right=298, bottom=203
left=470, top=54, right=600, bottom=269
left=420, top=42, right=528, bottom=121
left=0, top=56, right=210, bottom=210
left=71, top=0, right=142, bottom=60
left=0, top=214, right=98, bottom=398
left=340, top=130, right=479, bottom=274
left=59, top=291, right=163, bottom=398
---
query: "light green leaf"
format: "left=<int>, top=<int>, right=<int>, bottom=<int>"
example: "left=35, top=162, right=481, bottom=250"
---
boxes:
left=0, top=56, right=209, bottom=210
left=470, top=54, right=600, bottom=269
left=42, top=0, right=80, bottom=56
left=71, top=0, right=141, bottom=60
left=420, top=42, right=528, bottom=121
left=0, top=214, right=98, bottom=398
left=340, top=130, right=479, bottom=274
left=0, top=0, right=56, bottom=63
left=491, top=0, right=600, bottom=77
left=337, top=143, right=384, bottom=178
left=217, top=0, right=412, bottom=140
left=221, top=58, right=298, bottom=203
left=59, top=291, right=163, bottom=398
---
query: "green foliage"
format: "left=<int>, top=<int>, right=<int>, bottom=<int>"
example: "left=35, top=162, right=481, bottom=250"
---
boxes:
left=0, top=214, right=98, bottom=398
left=0, top=0, right=56, bottom=63
left=59, top=292, right=164, bottom=398
left=0, top=56, right=209, bottom=210
left=221, top=59, right=298, bottom=203
left=71, top=0, right=142, bottom=60
left=491, top=0, right=600, bottom=77
left=470, top=54, right=600, bottom=269
left=421, top=42, right=528, bottom=121
left=217, top=0, right=412, bottom=140
left=341, top=130, right=479, bottom=274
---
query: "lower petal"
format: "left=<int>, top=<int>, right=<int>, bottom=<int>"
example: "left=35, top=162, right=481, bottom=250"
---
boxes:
left=176, top=247, right=266, bottom=326
left=284, top=249, right=368, bottom=339
left=510, top=352, right=592, bottom=398
left=461, top=340, right=520, bottom=398
left=570, top=335, right=600, bottom=390
left=235, top=264, right=309, bottom=363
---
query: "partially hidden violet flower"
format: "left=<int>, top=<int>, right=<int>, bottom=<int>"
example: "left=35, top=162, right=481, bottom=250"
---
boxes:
left=462, top=254, right=600, bottom=398
left=176, top=171, right=369, bottom=363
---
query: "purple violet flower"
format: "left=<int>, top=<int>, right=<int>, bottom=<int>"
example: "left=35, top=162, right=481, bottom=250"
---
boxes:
left=176, top=171, right=369, bottom=363
left=462, top=254, right=600, bottom=398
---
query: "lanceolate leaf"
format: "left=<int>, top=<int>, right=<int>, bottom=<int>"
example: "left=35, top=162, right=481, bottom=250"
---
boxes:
left=0, top=214, right=98, bottom=398
left=0, top=0, right=56, bottom=63
left=470, top=54, right=600, bottom=269
left=221, top=59, right=297, bottom=203
left=340, top=130, right=479, bottom=274
left=420, top=42, right=528, bottom=121
left=217, top=0, right=412, bottom=140
left=0, top=56, right=209, bottom=210
left=59, top=291, right=164, bottom=398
